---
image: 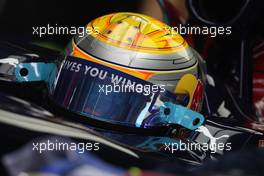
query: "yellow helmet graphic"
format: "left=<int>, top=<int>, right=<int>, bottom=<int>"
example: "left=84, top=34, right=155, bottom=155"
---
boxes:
left=88, top=12, right=188, bottom=53
left=65, top=12, right=205, bottom=111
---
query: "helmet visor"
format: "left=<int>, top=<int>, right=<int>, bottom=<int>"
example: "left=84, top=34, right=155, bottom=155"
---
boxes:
left=51, top=56, right=204, bottom=130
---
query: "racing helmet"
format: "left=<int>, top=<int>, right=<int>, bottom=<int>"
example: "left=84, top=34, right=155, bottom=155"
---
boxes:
left=65, top=12, right=206, bottom=110
left=50, top=12, right=206, bottom=131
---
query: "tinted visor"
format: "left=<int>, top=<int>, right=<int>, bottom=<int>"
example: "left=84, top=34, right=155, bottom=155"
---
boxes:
left=51, top=56, right=203, bottom=130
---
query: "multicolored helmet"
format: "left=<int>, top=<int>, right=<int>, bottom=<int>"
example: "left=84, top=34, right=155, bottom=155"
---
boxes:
left=65, top=12, right=206, bottom=111
left=51, top=12, right=206, bottom=131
